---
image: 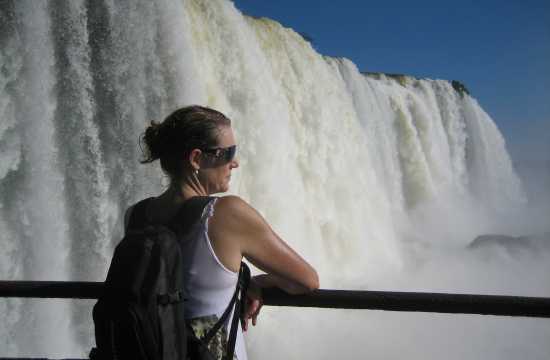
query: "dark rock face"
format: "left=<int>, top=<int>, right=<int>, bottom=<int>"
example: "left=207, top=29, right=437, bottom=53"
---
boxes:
left=362, top=72, right=471, bottom=97
left=468, top=233, right=550, bottom=253
left=451, top=80, right=470, bottom=96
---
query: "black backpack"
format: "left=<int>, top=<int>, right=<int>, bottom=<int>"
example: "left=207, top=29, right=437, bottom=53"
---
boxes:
left=90, top=196, right=250, bottom=360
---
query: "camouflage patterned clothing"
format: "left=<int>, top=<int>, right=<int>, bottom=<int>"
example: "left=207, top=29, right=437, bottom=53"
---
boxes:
left=188, top=315, right=239, bottom=360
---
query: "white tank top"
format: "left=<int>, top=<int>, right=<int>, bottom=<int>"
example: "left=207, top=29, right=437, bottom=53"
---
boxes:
left=125, top=197, right=248, bottom=360
left=179, top=198, right=248, bottom=360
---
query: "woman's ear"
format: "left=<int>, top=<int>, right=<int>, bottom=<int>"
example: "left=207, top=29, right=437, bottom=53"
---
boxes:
left=188, top=149, right=202, bottom=171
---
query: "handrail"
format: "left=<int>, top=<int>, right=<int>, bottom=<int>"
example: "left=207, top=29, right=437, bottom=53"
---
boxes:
left=1, top=280, right=549, bottom=318
left=0, top=281, right=102, bottom=299
left=262, top=288, right=550, bottom=317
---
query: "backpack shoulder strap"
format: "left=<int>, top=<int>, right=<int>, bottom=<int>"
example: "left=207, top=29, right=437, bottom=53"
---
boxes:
left=125, top=197, right=154, bottom=233
left=124, top=196, right=214, bottom=235
left=168, top=196, right=216, bottom=235
left=201, top=262, right=251, bottom=360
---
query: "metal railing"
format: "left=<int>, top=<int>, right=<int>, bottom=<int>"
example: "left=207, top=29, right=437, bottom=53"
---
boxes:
left=1, top=280, right=549, bottom=318
left=1, top=280, right=549, bottom=359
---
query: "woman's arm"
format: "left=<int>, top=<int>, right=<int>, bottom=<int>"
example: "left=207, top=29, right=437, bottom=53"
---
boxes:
left=208, top=195, right=319, bottom=292
left=251, top=273, right=315, bottom=294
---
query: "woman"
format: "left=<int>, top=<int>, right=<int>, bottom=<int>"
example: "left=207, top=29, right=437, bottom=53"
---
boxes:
left=133, top=105, right=319, bottom=360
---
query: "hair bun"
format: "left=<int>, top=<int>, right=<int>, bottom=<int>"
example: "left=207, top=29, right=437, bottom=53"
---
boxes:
left=141, top=120, right=164, bottom=162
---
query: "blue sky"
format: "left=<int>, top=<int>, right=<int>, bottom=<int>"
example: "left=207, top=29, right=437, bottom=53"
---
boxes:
left=232, top=0, right=549, bottom=163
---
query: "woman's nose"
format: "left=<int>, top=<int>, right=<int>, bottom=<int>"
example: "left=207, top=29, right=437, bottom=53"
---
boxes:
left=231, top=158, right=239, bottom=169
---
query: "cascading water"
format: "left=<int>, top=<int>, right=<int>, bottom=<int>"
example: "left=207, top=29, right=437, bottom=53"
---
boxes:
left=1, top=0, right=548, bottom=359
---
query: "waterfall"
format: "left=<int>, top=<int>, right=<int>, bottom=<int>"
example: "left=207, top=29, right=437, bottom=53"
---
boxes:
left=1, top=0, right=547, bottom=359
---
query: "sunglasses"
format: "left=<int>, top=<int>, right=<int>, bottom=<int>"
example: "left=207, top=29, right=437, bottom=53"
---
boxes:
left=201, top=145, right=237, bottom=163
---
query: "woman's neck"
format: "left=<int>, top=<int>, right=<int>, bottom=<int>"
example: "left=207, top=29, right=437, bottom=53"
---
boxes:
left=164, top=178, right=208, bottom=203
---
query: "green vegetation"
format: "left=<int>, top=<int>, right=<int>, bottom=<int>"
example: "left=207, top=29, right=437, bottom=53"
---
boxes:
left=363, top=72, right=471, bottom=97
left=363, top=72, right=408, bottom=87
left=451, top=80, right=470, bottom=97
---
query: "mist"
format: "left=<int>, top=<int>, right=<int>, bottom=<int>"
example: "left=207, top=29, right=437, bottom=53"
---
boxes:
left=506, top=119, right=550, bottom=235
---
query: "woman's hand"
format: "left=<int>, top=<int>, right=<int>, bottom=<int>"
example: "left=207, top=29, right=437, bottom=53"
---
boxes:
left=242, top=277, right=263, bottom=332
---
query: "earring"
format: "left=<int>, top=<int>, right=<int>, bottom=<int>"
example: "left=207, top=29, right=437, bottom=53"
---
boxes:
left=194, top=169, right=199, bottom=176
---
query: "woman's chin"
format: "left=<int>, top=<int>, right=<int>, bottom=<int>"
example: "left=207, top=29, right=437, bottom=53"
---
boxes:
left=217, top=184, right=230, bottom=194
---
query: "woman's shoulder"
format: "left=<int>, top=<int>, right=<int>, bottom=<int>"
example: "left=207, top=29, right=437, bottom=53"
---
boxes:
left=214, top=195, right=248, bottom=210
left=211, top=195, right=264, bottom=228
left=215, top=195, right=252, bottom=214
